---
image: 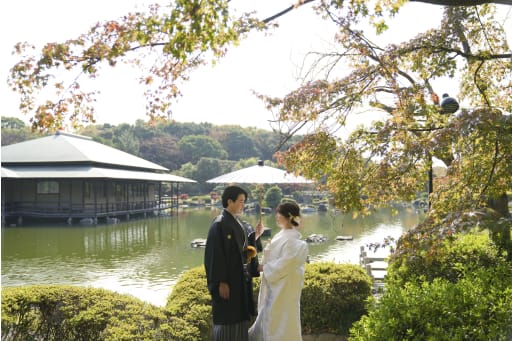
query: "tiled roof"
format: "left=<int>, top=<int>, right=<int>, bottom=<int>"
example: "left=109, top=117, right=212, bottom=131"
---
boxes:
left=2, top=131, right=166, bottom=171
left=1, top=131, right=196, bottom=183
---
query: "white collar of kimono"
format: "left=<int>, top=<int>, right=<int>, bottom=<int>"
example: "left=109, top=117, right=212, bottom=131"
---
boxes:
left=277, top=227, right=302, bottom=239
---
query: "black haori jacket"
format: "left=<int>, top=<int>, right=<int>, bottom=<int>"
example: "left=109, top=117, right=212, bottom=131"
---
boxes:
left=204, top=209, right=262, bottom=324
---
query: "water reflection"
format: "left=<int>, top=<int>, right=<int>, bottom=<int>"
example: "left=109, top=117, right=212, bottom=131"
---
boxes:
left=292, top=206, right=422, bottom=264
left=1, top=206, right=422, bottom=306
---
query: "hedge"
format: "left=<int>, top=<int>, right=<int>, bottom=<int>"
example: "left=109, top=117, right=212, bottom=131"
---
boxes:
left=301, top=262, right=372, bottom=336
left=1, top=285, right=197, bottom=341
left=2, top=263, right=373, bottom=340
left=168, top=263, right=372, bottom=338
left=350, top=232, right=512, bottom=340
left=165, top=266, right=213, bottom=340
left=349, top=264, right=512, bottom=340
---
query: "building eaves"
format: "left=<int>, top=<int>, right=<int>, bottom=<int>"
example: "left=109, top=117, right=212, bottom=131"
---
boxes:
left=1, top=131, right=167, bottom=172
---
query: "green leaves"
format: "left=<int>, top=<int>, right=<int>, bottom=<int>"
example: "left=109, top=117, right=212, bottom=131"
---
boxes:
left=1, top=285, right=186, bottom=340
left=351, top=236, right=512, bottom=340
left=8, top=0, right=249, bottom=131
left=269, top=3, right=511, bottom=248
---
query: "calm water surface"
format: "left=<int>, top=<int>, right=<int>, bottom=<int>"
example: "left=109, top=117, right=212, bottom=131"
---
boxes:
left=1, top=206, right=422, bottom=306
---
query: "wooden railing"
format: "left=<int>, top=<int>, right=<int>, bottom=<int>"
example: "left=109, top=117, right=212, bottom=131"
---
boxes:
left=2, top=199, right=173, bottom=219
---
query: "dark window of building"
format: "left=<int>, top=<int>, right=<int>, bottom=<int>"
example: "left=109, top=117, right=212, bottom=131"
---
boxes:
left=37, top=180, right=59, bottom=194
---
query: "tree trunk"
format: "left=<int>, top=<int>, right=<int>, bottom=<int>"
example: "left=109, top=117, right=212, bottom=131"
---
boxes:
left=489, top=192, right=511, bottom=218
left=488, top=192, right=511, bottom=261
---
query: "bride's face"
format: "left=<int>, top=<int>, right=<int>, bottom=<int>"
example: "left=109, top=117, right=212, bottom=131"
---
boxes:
left=275, top=212, right=290, bottom=229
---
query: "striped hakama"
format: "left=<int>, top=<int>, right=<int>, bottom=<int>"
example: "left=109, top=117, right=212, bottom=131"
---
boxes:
left=212, top=320, right=249, bottom=341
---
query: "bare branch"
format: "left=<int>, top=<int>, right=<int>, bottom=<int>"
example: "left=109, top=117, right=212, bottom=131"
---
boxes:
left=262, top=0, right=318, bottom=24
left=411, top=0, right=512, bottom=5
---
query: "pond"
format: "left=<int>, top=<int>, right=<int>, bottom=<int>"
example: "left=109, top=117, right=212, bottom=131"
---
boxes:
left=1, top=206, right=423, bottom=306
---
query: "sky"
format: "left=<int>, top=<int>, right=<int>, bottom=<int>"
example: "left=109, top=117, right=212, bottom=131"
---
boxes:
left=1, top=1, right=509, bottom=132
left=0, top=0, right=343, bottom=131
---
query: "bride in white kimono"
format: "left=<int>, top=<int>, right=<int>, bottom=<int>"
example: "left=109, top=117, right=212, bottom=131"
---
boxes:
left=248, top=202, right=309, bottom=341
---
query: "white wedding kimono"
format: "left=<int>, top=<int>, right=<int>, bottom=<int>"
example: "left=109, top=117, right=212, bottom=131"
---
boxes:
left=248, top=228, right=309, bottom=341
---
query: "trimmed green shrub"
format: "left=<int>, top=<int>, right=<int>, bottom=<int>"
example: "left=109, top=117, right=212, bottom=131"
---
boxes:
left=167, top=263, right=373, bottom=339
left=349, top=262, right=512, bottom=340
left=2, top=264, right=373, bottom=340
left=165, top=266, right=212, bottom=340
left=388, top=232, right=504, bottom=286
left=301, top=262, right=373, bottom=336
left=350, top=232, right=512, bottom=340
left=1, top=285, right=193, bottom=341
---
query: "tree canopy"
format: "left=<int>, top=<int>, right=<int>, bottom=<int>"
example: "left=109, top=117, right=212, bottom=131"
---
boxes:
left=7, top=0, right=512, bottom=257
left=265, top=3, right=511, bottom=258
left=8, top=0, right=510, bottom=132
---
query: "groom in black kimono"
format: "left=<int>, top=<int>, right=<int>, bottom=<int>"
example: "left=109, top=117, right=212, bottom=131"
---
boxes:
left=204, top=185, right=263, bottom=341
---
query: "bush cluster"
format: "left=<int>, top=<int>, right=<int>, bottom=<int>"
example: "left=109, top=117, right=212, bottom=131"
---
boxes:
left=168, top=263, right=372, bottom=338
left=388, top=232, right=503, bottom=286
left=7, top=232, right=506, bottom=341
left=165, top=266, right=213, bottom=340
left=349, top=232, right=512, bottom=340
left=1, top=285, right=195, bottom=341
left=350, top=263, right=512, bottom=340
left=2, top=263, right=373, bottom=340
left=300, top=262, right=372, bottom=336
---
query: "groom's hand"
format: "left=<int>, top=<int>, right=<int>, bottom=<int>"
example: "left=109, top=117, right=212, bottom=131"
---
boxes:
left=219, top=281, right=230, bottom=300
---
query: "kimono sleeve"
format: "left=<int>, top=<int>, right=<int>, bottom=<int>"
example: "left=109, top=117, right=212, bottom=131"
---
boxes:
left=204, top=220, right=229, bottom=293
left=263, top=239, right=308, bottom=284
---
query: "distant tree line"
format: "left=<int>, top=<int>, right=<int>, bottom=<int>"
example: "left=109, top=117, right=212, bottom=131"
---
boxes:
left=1, top=117, right=304, bottom=194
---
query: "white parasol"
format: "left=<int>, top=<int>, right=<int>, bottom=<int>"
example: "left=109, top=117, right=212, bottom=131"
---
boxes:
left=206, top=160, right=313, bottom=220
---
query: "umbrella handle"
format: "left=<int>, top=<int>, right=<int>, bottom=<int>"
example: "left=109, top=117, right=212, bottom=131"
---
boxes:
left=258, top=190, right=262, bottom=223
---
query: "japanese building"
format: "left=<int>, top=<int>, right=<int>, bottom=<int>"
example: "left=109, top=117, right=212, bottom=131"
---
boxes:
left=1, top=131, right=195, bottom=225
